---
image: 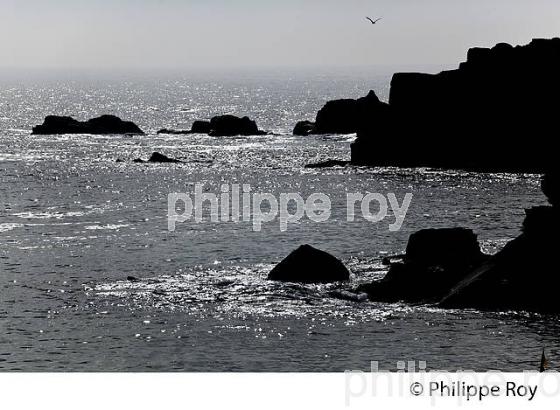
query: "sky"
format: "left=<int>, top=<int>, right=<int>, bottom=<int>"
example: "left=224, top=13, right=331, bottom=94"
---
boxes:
left=1, top=0, right=560, bottom=71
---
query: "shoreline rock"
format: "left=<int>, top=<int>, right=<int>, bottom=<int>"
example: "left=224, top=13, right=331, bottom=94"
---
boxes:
left=542, top=170, right=559, bottom=206
left=359, top=170, right=560, bottom=313
left=440, top=190, right=560, bottom=312
left=357, top=228, right=488, bottom=304
left=32, top=115, right=144, bottom=135
left=350, top=38, right=560, bottom=173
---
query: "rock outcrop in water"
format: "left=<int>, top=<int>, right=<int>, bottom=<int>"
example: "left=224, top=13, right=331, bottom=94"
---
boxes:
left=439, top=170, right=560, bottom=312
left=357, top=228, right=488, bottom=303
left=157, top=128, right=191, bottom=135
left=293, top=121, right=315, bottom=136
left=268, top=244, right=350, bottom=284
left=157, top=120, right=213, bottom=135
left=359, top=170, right=560, bottom=312
left=133, top=152, right=182, bottom=163
left=32, top=115, right=144, bottom=135
left=350, top=38, right=560, bottom=173
left=158, top=116, right=266, bottom=136
left=305, top=159, right=350, bottom=169
left=293, top=91, right=389, bottom=136
left=208, top=115, right=267, bottom=136
left=191, top=120, right=212, bottom=134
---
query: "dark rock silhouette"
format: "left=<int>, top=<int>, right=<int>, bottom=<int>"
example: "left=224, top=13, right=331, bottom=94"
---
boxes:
left=440, top=171, right=560, bottom=312
left=350, top=38, right=560, bottom=172
left=357, top=228, right=488, bottom=303
left=191, top=120, right=212, bottom=134
left=134, top=152, right=182, bottom=163
left=32, top=115, right=144, bottom=135
left=149, top=152, right=181, bottom=163
left=293, top=121, right=316, bottom=136
left=305, top=159, right=350, bottom=169
left=157, top=128, right=191, bottom=135
left=542, top=170, right=559, bottom=206
left=209, top=115, right=266, bottom=137
left=268, top=244, right=350, bottom=284
left=294, top=91, right=389, bottom=136
left=359, top=171, right=560, bottom=312
left=158, top=117, right=265, bottom=136
left=314, top=90, right=388, bottom=135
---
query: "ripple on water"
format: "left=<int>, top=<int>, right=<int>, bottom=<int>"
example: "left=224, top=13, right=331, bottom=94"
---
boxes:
left=0, top=223, right=24, bottom=233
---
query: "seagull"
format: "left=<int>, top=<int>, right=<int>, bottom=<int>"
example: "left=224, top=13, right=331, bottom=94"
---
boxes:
left=366, top=17, right=382, bottom=25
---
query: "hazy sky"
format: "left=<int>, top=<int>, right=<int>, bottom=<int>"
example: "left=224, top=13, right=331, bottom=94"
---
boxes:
left=2, top=0, right=560, bottom=70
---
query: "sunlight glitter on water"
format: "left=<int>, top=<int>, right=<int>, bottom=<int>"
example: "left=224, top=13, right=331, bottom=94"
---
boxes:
left=0, top=72, right=552, bottom=371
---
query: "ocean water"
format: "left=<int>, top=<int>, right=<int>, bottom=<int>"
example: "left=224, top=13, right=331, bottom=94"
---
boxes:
left=0, top=70, right=554, bottom=371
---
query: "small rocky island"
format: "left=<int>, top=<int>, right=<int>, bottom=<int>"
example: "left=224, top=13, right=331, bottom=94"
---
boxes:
left=158, top=115, right=267, bottom=137
left=32, top=115, right=144, bottom=135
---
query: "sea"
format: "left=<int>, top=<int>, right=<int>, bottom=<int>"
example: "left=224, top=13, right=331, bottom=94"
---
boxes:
left=0, top=68, right=554, bottom=371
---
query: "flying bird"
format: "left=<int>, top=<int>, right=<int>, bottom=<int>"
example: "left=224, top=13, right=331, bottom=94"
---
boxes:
left=366, top=17, right=382, bottom=25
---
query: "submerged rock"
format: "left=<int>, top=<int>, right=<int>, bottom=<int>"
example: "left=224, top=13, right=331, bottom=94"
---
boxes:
left=351, top=38, right=560, bottom=172
left=305, top=160, right=350, bottom=169
left=268, top=245, right=350, bottom=284
left=157, top=128, right=191, bottom=135
left=32, top=115, right=144, bottom=135
left=328, top=289, right=369, bottom=302
left=134, top=152, right=182, bottom=163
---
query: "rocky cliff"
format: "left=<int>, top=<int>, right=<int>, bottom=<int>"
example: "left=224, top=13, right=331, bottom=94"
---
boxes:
left=351, top=38, right=560, bottom=173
